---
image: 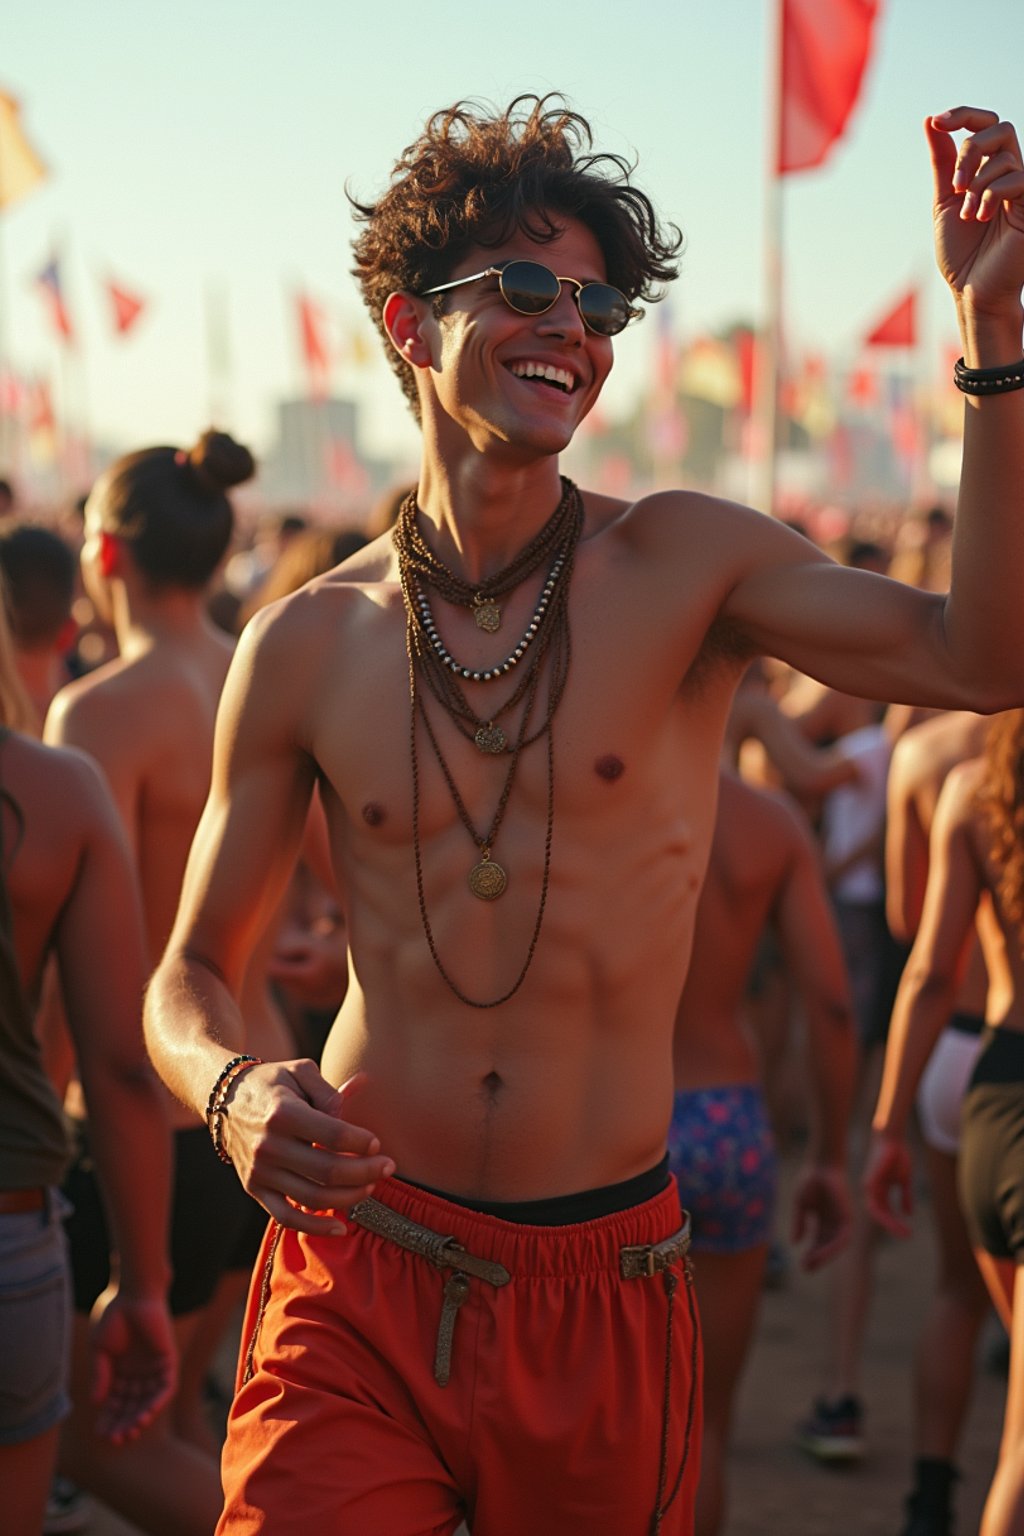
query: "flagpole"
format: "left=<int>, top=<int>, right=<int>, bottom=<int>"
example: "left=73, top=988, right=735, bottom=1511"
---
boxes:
left=751, top=0, right=783, bottom=516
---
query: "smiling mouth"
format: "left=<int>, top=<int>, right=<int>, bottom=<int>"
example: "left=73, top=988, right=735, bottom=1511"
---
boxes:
left=508, top=361, right=577, bottom=395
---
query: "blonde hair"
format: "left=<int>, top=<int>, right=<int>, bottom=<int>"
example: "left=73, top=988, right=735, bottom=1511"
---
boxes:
left=975, top=709, right=1024, bottom=930
left=0, top=599, right=38, bottom=734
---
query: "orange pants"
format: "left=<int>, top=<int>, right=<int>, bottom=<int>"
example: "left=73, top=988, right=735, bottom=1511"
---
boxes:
left=218, top=1175, right=702, bottom=1536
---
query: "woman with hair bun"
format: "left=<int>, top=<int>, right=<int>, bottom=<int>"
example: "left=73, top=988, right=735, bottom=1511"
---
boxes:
left=44, top=431, right=294, bottom=1536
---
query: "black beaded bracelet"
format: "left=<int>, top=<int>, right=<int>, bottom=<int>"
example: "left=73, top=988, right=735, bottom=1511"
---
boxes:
left=953, top=355, right=1024, bottom=395
left=205, top=1054, right=263, bottom=1165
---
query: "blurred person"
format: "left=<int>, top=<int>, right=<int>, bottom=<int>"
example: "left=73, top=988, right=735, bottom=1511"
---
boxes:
left=0, top=600, right=175, bottom=1536
left=238, top=525, right=370, bottom=632
left=0, top=522, right=78, bottom=725
left=141, top=96, right=1024, bottom=1536
left=223, top=508, right=309, bottom=608
left=868, top=709, right=1024, bottom=1536
left=45, top=430, right=290, bottom=1529
left=881, top=708, right=993, bottom=1536
left=670, top=768, right=856, bottom=1536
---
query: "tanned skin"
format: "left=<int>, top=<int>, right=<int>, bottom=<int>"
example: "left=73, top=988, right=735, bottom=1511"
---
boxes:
left=1, top=734, right=173, bottom=1536
left=145, top=109, right=1024, bottom=1237
left=673, top=770, right=855, bottom=1536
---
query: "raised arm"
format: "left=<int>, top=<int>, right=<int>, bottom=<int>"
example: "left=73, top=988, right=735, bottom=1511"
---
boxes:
left=865, top=761, right=983, bottom=1234
left=143, top=603, right=394, bottom=1233
left=772, top=806, right=858, bottom=1270
left=715, top=109, right=1024, bottom=710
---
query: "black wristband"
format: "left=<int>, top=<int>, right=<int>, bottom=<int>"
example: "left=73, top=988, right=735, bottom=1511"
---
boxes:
left=953, top=355, right=1024, bottom=395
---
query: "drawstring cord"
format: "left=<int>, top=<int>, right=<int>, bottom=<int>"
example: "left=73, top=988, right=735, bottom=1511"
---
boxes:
left=650, top=1258, right=698, bottom=1535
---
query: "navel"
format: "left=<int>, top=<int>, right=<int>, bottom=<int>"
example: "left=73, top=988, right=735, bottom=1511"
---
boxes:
left=595, top=754, right=626, bottom=782
left=361, top=801, right=387, bottom=827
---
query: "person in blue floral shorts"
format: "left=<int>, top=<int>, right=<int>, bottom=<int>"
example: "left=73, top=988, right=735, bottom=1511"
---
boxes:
left=669, top=770, right=856, bottom=1536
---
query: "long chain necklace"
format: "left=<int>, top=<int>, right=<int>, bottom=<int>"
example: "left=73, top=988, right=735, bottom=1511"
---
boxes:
left=397, top=481, right=582, bottom=1008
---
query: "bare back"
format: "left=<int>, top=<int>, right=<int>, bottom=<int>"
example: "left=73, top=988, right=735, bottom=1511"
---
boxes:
left=671, top=773, right=807, bottom=1090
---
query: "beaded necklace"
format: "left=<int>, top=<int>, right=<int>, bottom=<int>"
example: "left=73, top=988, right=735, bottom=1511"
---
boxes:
left=396, top=480, right=582, bottom=1007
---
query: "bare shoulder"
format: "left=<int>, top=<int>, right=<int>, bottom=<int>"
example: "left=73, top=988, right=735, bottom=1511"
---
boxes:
left=892, top=710, right=988, bottom=789
left=715, top=771, right=816, bottom=884
left=45, top=651, right=140, bottom=743
left=1, top=730, right=120, bottom=842
left=608, top=485, right=806, bottom=569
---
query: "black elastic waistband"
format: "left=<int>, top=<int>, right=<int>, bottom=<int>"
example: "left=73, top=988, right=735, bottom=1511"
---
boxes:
left=949, top=1011, right=986, bottom=1037
left=406, top=1153, right=671, bottom=1227
left=969, top=1026, right=1024, bottom=1088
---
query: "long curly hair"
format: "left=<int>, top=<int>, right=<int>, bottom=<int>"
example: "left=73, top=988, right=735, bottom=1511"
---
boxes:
left=975, top=708, right=1024, bottom=929
left=350, top=95, right=684, bottom=416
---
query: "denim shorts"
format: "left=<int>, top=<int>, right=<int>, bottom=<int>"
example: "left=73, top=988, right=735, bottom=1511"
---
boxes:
left=0, top=1190, right=73, bottom=1445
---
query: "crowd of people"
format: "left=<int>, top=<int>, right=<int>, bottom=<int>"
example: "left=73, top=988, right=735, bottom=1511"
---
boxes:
left=2, top=92, right=1024, bottom=1536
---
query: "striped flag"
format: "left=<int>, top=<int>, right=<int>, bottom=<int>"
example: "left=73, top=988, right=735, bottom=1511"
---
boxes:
left=35, top=258, right=74, bottom=342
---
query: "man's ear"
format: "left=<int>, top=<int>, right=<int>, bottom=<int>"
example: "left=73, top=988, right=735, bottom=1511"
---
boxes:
left=97, top=530, right=122, bottom=579
left=382, top=291, right=433, bottom=368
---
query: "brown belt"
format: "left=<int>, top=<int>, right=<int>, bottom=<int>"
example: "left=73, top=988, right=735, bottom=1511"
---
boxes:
left=348, top=1195, right=692, bottom=1388
left=0, top=1188, right=46, bottom=1214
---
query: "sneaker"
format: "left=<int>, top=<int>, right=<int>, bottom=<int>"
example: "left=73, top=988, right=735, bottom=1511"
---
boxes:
left=43, top=1477, right=91, bottom=1534
left=795, top=1394, right=865, bottom=1462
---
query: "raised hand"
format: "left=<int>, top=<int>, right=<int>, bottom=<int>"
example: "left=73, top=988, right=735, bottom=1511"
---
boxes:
left=928, top=108, right=1024, bottom=316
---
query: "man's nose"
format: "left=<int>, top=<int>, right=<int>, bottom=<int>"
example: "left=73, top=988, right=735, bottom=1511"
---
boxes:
left=536, top=281, right=585, bottom=341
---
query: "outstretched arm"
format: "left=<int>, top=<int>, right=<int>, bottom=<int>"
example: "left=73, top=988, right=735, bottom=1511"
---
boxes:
left=710, top=109, right=1024, bottom=710
left=144, top=604, right=395, bottom=1233
left=865, top=762, right=983, bottom=1235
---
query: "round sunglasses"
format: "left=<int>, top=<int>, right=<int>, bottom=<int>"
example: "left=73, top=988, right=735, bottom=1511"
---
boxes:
left=420, top=259, right=642, bottom=338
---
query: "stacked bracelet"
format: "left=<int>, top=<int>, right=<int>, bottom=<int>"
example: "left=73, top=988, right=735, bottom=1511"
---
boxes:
left=205, top=1054, right=263, bottom=1165
left=953, top=355, right=1024, bottom=395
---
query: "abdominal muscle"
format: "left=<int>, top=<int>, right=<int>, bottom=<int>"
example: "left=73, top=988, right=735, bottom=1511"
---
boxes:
left=318, top=856, right=696, bottom=1202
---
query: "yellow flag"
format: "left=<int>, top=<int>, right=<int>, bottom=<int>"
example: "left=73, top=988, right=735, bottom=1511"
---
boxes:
left=0, top=91, right=47, bottom=210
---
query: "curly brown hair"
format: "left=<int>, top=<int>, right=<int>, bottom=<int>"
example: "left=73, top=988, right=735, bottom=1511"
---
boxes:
left=975, top=708, right=1024, bottom=931
left=349, top=95, right=683, bottom=417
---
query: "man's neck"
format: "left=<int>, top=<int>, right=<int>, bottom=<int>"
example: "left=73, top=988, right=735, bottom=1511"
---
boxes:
left=414, top=454, right=568, bottom=583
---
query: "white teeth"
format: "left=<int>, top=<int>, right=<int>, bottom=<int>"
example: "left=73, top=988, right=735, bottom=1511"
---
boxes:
left=510, top=361, right=574, bottom=392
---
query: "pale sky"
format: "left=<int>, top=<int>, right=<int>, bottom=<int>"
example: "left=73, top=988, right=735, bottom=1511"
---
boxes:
left=3, top=0, right=1023, bottom=471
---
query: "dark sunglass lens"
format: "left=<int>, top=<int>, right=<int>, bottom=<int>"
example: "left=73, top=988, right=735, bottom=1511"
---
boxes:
left=499, top=261, right=560, bottom=314
left=579, top=284, right=631, bottom=336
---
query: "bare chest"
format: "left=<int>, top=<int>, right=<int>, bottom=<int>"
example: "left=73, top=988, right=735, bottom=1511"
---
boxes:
left=310, top=560, right=732, bottom=857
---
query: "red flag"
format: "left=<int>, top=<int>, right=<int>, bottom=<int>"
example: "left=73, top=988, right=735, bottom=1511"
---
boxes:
left=35, top=257, right=73, bottom=342
left=106, top=278, right=146, bottom=336
left=864, top=288, right=916, bottom=347
left=297, top=292, right=331, bottom=400
left=778, top=0, right=881, bottom=175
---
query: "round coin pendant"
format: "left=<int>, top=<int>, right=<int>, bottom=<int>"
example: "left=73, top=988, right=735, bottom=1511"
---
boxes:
left=473, top=597, right=501, bottom=633
left=474, top=723, right=507, bottom=755
left=468, top=858, right=508, bottom=900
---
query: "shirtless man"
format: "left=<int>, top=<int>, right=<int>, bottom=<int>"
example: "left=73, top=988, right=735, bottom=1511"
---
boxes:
left=669, top=769, right=855, bottom=1536
left=45, top=431, right=292, bottom=1534
left=144, top=98, right=1024, bottom=1536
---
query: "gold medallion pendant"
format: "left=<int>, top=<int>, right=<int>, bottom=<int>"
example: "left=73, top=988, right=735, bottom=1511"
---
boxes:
left=474, top=723, right=507, bottom=755
left=468, top=855, right=507, bottom=900
left=473, top=595, right=501, bottom=633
